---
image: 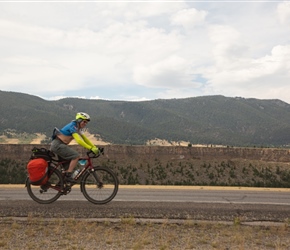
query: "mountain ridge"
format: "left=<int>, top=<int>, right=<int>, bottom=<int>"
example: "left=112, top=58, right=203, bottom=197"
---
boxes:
left=1, top=90, right=290, bottom=147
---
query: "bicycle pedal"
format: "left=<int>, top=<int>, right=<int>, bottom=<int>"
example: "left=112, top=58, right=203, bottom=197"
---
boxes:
left=61, top=186, right=71, bottom=195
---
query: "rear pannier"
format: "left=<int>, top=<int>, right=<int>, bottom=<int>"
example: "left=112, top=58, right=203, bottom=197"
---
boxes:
left=26, top=147, right=52, bottom=185
left=27, top=158, right=49, bottom=185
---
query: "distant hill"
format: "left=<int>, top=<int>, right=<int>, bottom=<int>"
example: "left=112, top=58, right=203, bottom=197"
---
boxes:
left=1, top=90, right=290, bottom=147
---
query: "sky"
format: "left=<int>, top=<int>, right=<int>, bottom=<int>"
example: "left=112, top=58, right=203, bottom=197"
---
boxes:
left=1, top=1, right=290, bottom=103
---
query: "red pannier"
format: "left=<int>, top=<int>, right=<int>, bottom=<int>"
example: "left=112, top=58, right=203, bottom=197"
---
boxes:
left=27, top=158, right=49, bottom=185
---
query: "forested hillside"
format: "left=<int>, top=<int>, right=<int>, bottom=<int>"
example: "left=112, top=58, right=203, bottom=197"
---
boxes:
left=1, top=90, right=290, bottom=147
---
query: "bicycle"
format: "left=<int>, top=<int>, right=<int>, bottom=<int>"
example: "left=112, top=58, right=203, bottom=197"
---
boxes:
left=26, top=149, right=119, bottom=205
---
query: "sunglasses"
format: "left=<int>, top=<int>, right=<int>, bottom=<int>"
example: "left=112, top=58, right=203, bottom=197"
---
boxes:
left=82, top=120, right=89, bottom=124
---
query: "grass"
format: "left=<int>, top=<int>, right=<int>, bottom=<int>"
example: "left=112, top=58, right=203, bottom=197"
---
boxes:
left=1, top=217, right=290, bottom=249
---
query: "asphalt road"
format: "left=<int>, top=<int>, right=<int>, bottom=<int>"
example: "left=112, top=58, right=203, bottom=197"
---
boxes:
left=2, top=185, right=290, bottom=205
left=1, top=185, right=290, bottom=223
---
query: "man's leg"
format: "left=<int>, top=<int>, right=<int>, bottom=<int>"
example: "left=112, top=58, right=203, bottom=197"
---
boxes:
left=67, top=157, right=79, bottom=173
left=50, top=140, right=79, bottom=183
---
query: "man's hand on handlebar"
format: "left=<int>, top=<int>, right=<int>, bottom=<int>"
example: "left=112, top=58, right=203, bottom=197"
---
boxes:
left=91, top=146, right=98, bottom=154
left=90, top=146, right=104, bottom=155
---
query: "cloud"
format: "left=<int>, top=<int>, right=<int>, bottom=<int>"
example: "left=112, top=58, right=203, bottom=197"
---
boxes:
left=0, top=2, right=290, bottom=103
left=204, top=44, right=290, bottom=101
left=0, top=11, right=185, bottom=94
left=277, top=1, right=290, bottom=24
left=171, top=8, right=207, bottom=29
left=133, top=55, right=195, bottom=88
left=208, top=24, right=249, bottom=67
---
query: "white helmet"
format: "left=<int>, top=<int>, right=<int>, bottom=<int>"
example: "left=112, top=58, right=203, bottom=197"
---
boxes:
left=76, top=112, right=90, bottom=121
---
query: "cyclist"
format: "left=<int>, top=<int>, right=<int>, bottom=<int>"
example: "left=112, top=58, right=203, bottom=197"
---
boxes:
left=50, top=112, right=100, bottom=183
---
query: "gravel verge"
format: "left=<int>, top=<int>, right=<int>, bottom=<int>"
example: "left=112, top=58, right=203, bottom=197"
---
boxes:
left=1, top=200, right=290, bottom=249
left=1, top=200, right=290, bottom=223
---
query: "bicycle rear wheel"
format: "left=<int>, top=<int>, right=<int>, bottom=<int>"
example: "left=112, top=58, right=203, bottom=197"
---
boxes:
left=81, top=166, right=119, bottom=204
left=26, top=166, right=63, bottom=204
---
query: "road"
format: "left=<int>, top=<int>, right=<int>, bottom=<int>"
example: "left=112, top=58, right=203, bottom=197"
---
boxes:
left=2, top=185, right=290, bottom=205
left=1, top=185, right=290, bottom=223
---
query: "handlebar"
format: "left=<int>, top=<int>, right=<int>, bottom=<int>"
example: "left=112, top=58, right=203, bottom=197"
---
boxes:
left=87, top=147, right=104, bottom=158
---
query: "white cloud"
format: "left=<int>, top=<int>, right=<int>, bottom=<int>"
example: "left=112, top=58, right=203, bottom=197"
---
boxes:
left=208, top=24, right=249, bottom=68
left=133, top=55, right=194, bottom=88
left=0, top=15, right=184, bottom=94
left=105, top=2, right=186, bottom=21
left=277, top=1, right=290, bottom=24
left=205, top=44, right=290, bottom=101
left=171, top=8, right=207, bottom=29
left=0, top=2, right=290, bottom=103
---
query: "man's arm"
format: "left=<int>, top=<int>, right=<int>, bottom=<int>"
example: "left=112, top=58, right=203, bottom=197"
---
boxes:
left=72, top=133, right=92, bottom=150
left=80, top=134, right=95, bottom=148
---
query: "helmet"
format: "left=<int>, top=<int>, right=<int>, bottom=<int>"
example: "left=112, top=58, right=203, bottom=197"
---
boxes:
left=76, top=112, right=90, bottom=121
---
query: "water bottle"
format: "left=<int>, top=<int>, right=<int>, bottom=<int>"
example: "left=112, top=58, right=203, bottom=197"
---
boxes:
left=72, top=160, right=87, bottom=178
left=72, top=169, right=80, bottom=178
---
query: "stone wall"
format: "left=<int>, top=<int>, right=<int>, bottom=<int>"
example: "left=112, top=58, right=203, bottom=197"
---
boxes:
left=1, top=144, right=290, bottom=163
left=2, top=144, right=290, bottom=186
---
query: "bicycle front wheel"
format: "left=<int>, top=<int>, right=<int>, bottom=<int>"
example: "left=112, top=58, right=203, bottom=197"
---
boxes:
left=81, top=166, right=119, bottom=204
left=26, top=167, right=63, bottom=204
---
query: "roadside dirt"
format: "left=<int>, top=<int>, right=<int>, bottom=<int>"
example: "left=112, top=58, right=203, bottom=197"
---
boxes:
left=1, top=200, right=290, bottom=249
left=1, top=199, right=290, bottom=223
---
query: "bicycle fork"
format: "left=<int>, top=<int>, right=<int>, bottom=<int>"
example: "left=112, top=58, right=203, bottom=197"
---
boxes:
left=80, top=168, right=103, bottom=194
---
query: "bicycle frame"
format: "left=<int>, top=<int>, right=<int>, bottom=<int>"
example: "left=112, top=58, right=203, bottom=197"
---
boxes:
left=73, top=157, right=94, bottom=181
left=49, top=154, right=95, bottom=190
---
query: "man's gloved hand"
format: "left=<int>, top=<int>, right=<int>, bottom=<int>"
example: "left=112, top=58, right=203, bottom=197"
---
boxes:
left=91, top=146, right=99, bottom=155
